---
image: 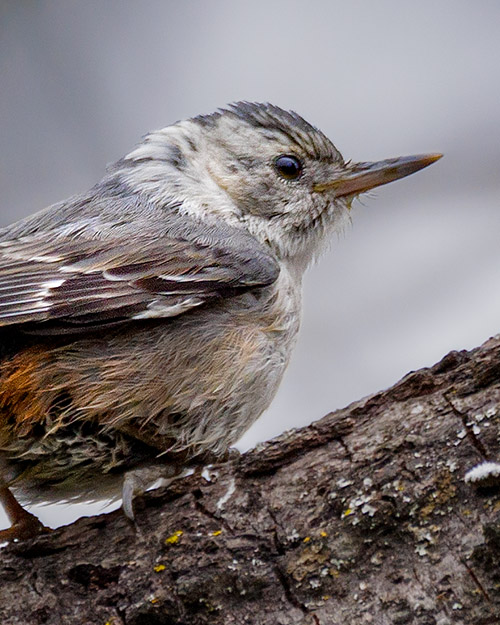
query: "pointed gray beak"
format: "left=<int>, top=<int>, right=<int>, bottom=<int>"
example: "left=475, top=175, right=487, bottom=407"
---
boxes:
left=313, top=153, right=442, bottom=197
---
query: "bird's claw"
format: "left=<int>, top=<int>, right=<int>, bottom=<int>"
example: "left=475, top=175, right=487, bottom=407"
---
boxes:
left=0, top=512, right=52, bottom=542
left=122, top=464, right=181, bottom=521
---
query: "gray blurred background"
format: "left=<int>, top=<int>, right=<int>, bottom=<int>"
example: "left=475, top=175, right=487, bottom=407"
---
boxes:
left=1, top=0, right=499, bottom=529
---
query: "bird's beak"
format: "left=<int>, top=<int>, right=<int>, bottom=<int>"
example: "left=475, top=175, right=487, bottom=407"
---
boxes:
left=313, top=153, right=442, bottom=197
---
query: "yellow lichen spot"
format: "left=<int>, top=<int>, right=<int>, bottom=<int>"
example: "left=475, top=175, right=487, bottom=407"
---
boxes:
left=320, top=531, right=328, bottom=537
left=165, top=530, right=183, bottom=544
left=151, top=597, right=160, bottom=604
left=303, top=536, right=311, bottom=543
left=329, top=569, right=340, bottom=578
left=322, top=595, right=330, bottom=601
left=212, top=529, right=222, bottom=536
left=420, top=503, right=435, bottom=518
left=154, top=564, right=166, bottom=572
left=342, top=508, right=354, bottom=518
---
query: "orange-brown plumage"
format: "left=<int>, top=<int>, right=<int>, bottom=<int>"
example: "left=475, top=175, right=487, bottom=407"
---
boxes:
left=0, top=347, right=53, bottom=441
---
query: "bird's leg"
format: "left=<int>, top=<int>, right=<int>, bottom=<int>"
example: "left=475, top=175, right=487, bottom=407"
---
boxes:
left=0, top=480, right=50, bottom=542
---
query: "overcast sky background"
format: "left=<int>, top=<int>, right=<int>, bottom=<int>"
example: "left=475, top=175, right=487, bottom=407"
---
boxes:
left=1, top=1, right=499, bottom=529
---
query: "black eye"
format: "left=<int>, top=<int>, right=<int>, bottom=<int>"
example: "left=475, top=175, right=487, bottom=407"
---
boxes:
left=274, top=154, right=303, bottom=180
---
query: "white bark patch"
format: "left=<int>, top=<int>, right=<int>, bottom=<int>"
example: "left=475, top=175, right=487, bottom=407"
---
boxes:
left=216, top=477, right=236, bottom=510
left=465, top=461, right=500, bottom=486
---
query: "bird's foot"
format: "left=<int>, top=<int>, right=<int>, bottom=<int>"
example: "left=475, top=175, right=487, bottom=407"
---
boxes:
left=0, top=510, right=52, bottom=543
left=121, top=448, right=241, bottom=521
left=122, top=463, right=182, bottom=521
left=0, top=481, right=53, bottom=542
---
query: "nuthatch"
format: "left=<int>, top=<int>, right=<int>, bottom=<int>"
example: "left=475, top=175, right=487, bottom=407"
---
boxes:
left=0, top=102, right=441, bottom=539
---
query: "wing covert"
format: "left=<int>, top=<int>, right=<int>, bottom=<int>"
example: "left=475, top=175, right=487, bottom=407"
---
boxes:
left=0, top=232, right=279, bottom=330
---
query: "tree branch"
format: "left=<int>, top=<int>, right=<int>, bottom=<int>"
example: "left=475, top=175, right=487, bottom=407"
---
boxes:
left=1, top=336, right=500, bottom=624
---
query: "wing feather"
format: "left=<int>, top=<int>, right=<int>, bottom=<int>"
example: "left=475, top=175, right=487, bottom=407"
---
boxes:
left=0, top=232, right=279, bottom=331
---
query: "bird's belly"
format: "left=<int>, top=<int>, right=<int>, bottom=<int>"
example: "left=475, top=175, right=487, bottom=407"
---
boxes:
left=0, top=278, right=301, bottom=497
left=136, top=290, right=302, bottom=457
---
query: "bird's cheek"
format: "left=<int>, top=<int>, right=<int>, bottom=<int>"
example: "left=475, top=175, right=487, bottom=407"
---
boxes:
left=240, top=184, right=282, bottom=217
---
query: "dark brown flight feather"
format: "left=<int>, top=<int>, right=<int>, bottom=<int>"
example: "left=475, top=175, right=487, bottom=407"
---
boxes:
left=0, top=235, right=279, bottom=330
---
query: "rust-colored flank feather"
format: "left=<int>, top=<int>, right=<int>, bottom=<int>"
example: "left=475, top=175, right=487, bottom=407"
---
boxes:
left=0, top=347, right=53, bottom=442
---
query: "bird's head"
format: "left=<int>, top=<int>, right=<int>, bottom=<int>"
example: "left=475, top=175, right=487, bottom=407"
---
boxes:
left=117, top=102, right=441, bottom=270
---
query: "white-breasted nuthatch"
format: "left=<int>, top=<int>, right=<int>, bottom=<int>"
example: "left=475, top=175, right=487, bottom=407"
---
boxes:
left=0, top=102, right=441, bottom=539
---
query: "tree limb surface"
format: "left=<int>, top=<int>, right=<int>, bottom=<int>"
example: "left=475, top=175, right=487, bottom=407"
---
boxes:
left=1, top=335, right=500, bottom=625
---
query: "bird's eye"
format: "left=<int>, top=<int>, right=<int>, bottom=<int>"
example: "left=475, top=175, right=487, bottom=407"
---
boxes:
left=274, top=155, right=303, bottom=180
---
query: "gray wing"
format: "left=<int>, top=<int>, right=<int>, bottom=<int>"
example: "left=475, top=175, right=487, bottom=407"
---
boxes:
left=0, top=230, right=279, bottom=331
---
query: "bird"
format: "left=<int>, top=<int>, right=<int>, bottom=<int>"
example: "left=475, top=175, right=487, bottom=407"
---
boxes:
left=0, top=102, right=441, bottom=540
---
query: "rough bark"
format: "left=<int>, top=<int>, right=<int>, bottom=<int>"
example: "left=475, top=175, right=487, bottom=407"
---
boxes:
left=1, top=335, right=500, bottom=625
